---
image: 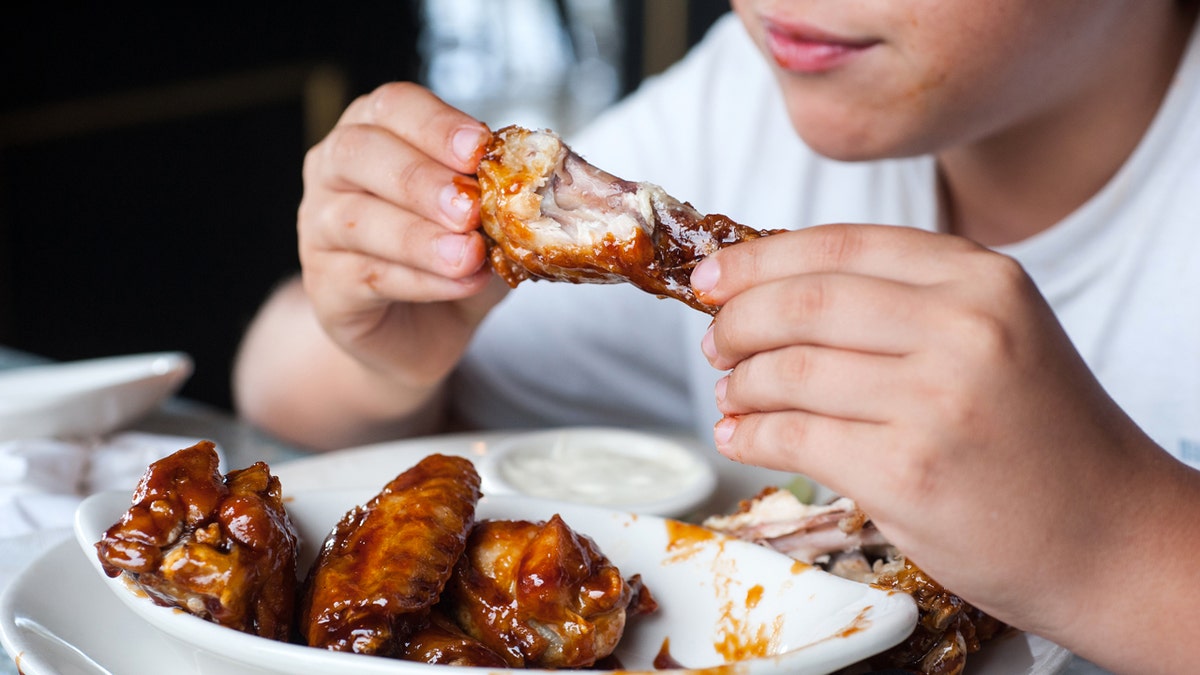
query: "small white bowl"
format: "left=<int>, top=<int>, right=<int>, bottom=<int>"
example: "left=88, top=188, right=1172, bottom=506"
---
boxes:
left=0, top=352, right=192, bottom=441
left=477, top=427, right=718, bottom=518
left=76, top=488, right=918, bottom=675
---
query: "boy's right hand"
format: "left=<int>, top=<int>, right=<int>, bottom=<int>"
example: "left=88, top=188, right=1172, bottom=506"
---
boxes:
left=297, top=82, right=509, bottom=391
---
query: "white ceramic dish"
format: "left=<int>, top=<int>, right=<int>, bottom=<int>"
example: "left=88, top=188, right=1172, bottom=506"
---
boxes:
left=478, top=427, right=717, bottom=517
left=0, top=352, right=192, bottom=441
left=72, top=488, right=918, bottom=675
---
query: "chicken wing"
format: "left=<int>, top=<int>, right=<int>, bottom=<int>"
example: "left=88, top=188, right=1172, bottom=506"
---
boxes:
left=94, top=441, right=298, bottom=640
left=869, top=557, right=1007, bottom=675
left=478, top=125, right=775, bottom=314
left=298, top=453, right=482, bottom=656
left=443, top=515, right=635, bottom=668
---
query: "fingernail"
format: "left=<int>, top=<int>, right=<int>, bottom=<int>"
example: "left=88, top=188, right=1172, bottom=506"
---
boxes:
left=452, top=127, right=487, bottom=165
left=701, top=324, right=717, bottom=361
left=714, top=416, right=737, bottom=448
left=440, top=183, right=473, bottom=223
left=437, top=234, right=467, bottom=266
left=714, top=375, right=728, bottom=404
left=691, top=257, right=720, bottom=293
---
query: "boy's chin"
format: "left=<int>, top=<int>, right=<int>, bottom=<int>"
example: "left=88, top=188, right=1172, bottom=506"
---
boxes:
left=786, top=109, right=935, bottom=162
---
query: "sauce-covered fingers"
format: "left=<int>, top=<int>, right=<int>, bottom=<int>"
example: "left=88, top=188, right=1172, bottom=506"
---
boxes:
left=339, top=82, right=490, bottom=175
left=703, top=272, right=930, bottom=370
left=305, top=122, right=481, bottom=234
left=692, top=224, right=984, bottom=307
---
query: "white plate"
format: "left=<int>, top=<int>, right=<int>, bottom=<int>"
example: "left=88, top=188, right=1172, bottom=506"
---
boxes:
left=0, top=352, right=192, bottom=441
left=0, top=432, right=1076, bottom=675
left=0, top=512, right=1074, bottom=675
left=73, top=488, right=917, bottom=675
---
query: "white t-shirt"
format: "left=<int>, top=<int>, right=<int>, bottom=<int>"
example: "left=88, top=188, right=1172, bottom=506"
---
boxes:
left=451, top=13, right=1200, bottom=471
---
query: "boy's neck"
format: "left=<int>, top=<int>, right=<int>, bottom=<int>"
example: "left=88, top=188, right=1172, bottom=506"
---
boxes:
left=937, top=5, right=1197, bottom=248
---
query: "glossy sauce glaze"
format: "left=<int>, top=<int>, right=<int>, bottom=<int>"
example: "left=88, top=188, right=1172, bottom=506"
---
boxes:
left=297, top=454, right=481, bottom=655
left=478, top=125, right=776, bottom=314
left=94, top=440, right=298, bottom=640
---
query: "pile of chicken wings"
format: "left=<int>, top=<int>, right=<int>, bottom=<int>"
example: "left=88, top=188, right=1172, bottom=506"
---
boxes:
left=95, top=443, right=655, bottom=669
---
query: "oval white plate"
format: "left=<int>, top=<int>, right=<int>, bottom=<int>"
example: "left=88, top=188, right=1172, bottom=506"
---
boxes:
left=74, top=487, right=919, bottom=675
left=0, top=540, right=1074, bottom=675
left=0, top=352, right=192, bottom=441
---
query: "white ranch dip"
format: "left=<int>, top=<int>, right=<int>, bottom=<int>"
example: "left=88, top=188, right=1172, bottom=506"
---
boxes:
left=493, top=430, right=710, bottom=509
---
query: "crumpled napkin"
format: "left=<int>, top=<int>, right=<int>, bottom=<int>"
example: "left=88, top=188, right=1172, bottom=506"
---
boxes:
left=0, top=432, right=220, bottom=591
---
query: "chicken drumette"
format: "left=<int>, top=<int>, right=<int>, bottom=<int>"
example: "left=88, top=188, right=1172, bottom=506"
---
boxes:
left=478, top=125, right=775, bottom=314
left=94, top=441, right=298, bottom=640
left=442, top=514, right=642, bottom=669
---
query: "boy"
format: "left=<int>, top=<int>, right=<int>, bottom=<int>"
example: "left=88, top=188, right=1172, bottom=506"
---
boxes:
left=235, top=2, right=1200, bottom=671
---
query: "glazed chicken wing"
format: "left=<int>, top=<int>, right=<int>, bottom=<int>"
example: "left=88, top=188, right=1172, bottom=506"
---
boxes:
left=94, top=441, right=298, bottom=640
left=478, top=125, right=775, bottom=314
left=298, top=453, right=482, bottom=656
left=869, top=557, right=1007, bottom=675
left=443, top=515, right=636, bottom=669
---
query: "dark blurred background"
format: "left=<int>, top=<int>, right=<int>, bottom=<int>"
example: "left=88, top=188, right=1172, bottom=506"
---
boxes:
left=0, top=1, right=730, bottom=411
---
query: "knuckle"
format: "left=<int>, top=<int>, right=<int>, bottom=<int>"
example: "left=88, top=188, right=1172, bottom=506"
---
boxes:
left=390, top=157, right=426, bottom=202
left=429, top=102, right=473, bottom=133
left=954, top=306, right=1015, bottom=362
left=352, top=256, right=389, bottom=299
left=814, top=223, right=866, bottom=268
left=787, top=275, right=829, bottom=321
left=890, top=446, right=942, bottom=503
left=923, top=377, right=977, bottom=431
left=367, top=81, right=421, bottom=116
left=980, top=249, right=1029, bottom=290
left=318, top=124, right=370, bottom=171
left=781, top=346, right=814, bottom=386
left=301, top=143, right=321, bottom=180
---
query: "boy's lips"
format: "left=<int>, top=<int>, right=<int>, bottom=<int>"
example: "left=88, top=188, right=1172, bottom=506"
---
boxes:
left=763, top=20, right=879, bottom=74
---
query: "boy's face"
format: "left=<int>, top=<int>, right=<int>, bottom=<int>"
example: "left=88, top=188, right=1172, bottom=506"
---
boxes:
left=731, top=0, right=1144, bottom=160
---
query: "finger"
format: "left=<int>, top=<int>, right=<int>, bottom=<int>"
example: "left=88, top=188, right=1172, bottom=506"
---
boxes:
left=340, top=82, right=490, bottom=174
left=303, top=192, right=488, bottom=280
left=304, top=247, right=495, bottom=311
left=717, top=345, right=904, bottom=423
left=693, top=223, right=985, bottom=306
left=307, top=123, right=481, bottom=233
left=705, top=272, right=934, bottom=370
left=712, top=411, right=883, bottom=493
